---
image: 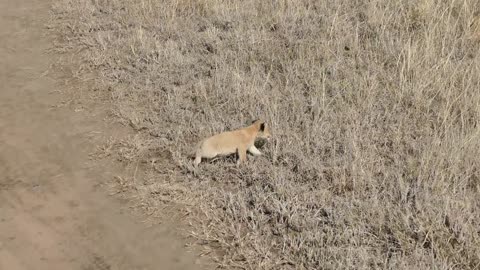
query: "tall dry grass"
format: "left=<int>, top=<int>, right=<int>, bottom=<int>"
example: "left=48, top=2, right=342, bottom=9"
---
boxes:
left=51, top=0, right=480, bottom=269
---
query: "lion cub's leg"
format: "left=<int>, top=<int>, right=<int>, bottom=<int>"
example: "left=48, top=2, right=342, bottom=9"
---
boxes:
left=247, top=145, right=262, bottom=156
left=194, top=151, right=202, bottom=167
left=237, top=147, right=247, bottom=166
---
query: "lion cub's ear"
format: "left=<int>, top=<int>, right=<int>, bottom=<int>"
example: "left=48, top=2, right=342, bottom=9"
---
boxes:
left=251, top=119, right=259, bottom=125
left=260, top=123, right=265, bottom=132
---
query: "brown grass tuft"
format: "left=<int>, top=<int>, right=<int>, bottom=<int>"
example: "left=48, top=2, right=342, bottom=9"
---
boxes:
left=51, top=0, right=480, bottom=269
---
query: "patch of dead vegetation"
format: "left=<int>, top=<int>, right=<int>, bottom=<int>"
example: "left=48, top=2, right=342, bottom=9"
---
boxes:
left=50, top=0, right=480, bottom=269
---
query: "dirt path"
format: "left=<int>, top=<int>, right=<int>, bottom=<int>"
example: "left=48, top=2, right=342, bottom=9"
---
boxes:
left=0, top=1, right=206, bottom=269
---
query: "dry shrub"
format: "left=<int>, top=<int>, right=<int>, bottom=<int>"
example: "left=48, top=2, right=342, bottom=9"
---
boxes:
left=51, top=0, right=480, bottom=269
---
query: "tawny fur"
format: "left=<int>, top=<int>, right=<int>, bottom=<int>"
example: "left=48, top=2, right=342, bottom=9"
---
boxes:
left=194, top=120, right=271, bottom=167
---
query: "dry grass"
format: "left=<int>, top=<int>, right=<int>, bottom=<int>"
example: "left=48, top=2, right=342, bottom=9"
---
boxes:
left=50, top=0, right=480, bottom=269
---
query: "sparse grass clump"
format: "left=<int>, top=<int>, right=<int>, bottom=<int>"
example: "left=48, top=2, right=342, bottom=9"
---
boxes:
left=51, top=0, right=480, bottom=269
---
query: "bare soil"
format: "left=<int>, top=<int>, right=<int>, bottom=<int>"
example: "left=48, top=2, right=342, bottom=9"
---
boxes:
left=0, top=1, right=207, bottom=269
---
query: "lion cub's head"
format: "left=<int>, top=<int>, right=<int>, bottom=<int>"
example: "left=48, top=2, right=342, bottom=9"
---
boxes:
left=251, top=119, right=272, bottom=140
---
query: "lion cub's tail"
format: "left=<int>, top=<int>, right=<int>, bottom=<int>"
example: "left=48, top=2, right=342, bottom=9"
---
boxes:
left=188, top=140, right=203, bottom=159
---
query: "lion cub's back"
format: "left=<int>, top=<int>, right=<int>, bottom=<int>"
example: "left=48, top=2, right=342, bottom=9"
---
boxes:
left=203, top=130, right=244, bottom=155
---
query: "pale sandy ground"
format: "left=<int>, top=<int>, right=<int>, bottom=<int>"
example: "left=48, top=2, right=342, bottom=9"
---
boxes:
left=0, top=0, right=208, bottom=269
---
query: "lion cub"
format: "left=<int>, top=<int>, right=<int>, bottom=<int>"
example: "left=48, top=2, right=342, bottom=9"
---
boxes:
left=194, top=120, right=271, bottom=167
